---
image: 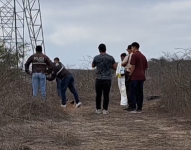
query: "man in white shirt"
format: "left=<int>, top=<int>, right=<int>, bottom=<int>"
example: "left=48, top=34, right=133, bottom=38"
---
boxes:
left=121, top=45, right=133, bottom=110
left=116, top=53, right=128, bottom=106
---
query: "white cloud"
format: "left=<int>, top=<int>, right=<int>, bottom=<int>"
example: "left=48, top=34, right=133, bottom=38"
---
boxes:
left=39, top=0, right=191, bottom=65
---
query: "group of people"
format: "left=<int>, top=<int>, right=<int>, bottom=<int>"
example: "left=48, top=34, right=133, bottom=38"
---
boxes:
left=24, top=42, right=147, bottom=114
left=116, top=43, right=148, bottom=113
left=92, top=42, right=147, bottom=114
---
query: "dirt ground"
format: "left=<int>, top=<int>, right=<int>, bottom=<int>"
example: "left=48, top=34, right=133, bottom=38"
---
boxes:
left=1, top=93, right=191, bottom=150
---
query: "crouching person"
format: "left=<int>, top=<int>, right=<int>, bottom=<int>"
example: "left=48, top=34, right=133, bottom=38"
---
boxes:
left=47, top=62, right=82, bottom=108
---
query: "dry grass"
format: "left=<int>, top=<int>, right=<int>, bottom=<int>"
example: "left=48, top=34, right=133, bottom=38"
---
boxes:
left=0, top=58, right=191, bottom=149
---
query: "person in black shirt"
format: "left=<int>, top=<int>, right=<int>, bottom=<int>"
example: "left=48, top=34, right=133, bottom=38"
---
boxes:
left=92, top=43, right=116, bottom=114
left=47, top=62, right=82, bottom=108
left=53, top=57, right=74, bottom=104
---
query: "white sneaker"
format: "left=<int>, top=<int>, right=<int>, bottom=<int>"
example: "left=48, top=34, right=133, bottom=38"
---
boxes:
left=103, top=110, right=109, bottom=114
left=61, top=104, right=66, bottom=108
left=75, top=102, right=82, bottom=108
left=96, top=109, right=101, bottom=114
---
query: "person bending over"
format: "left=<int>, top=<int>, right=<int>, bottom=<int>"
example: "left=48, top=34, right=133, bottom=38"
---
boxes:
left=47, top=62, right=82, bottom=108
left=53, top=57, right=74, bottom=104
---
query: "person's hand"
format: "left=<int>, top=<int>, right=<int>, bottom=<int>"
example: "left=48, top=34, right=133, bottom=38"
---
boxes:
left=26, top=71, right=32, bottom=75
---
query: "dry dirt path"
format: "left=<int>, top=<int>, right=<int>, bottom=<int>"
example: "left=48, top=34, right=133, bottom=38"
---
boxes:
left=33, top=96, right=191, bottom=150
left=7, top=96, right=191, bottom=150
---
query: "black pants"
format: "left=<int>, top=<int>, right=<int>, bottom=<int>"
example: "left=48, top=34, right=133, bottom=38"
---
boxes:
left=95, top=79, right=111, bottom=110
left=125, top=74, right=132, bottom=107
left=130, top=80, right=144, bottom=110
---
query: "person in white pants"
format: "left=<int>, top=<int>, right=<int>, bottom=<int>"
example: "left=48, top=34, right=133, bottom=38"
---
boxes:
left=116, top=53, right=128, bottom=106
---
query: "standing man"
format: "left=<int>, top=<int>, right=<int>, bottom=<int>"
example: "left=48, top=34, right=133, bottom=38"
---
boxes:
left=116, top=53, right=127, bottom=106
left=129, top=42, right=148, bottom=113
left=25, top=45, right=53, bottom=98
left=121, top=45, right=133, bottom=110
left=47, top=61, right=82, bottom=108
left=92, top=43, right=116, bottom=114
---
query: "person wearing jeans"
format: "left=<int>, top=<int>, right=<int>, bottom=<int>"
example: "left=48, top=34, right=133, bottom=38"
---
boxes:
left=56, top=78, right=62, bottom=97
left=128, top=42, right=148, bottom=113
left=60, top=74, right=79, bottom=106
left=47, top=62, right=82, bottom=108
left=32, top=73, right=47, bottom=97
left=25, top=45, right=53, bottom=99
left=92, top=43, right=116, bottom=114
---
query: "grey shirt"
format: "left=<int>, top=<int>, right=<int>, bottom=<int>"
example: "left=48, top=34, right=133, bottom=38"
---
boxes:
left=92, top=54, right=115, bottom=80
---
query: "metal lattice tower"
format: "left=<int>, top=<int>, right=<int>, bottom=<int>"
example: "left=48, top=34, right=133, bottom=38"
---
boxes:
left=24, top=0, right=45, bottom=54
left=0, top=0, right=45, bottom=67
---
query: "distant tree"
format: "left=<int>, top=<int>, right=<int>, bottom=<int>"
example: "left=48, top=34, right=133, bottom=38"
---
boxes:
left=0, top=40, right=30, bottom=69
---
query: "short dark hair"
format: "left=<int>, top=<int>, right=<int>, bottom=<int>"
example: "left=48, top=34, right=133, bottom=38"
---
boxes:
left=98, top=43, right=106, bottom=52
left=131, top=42, right=140, bottom=49
left=36, top=45, right=42, bottom=52
left=54, top=57, right=59, bottom=61
left=120, top=53, right=127, bottom=57
left=127, top=45, right=132, bottom=50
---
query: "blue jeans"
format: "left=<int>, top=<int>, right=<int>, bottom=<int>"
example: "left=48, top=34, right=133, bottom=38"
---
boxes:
left=32, top=73, right=46, bottom=98
left=60, top=74, right=79, bottom=105
left=130, top=80, right=144, bottom=110
left=56, top=78, right=61, bottom=97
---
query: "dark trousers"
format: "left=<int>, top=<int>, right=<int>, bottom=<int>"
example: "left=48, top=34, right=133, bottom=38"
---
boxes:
left=125, top=73, right=132, bottom=107
left=130, top=80, right=144, bottom=110
left=95, top=79, right=111, bottom=110
left=56, top=78, right=61, bottom=97
left=60, top=75, right=79, bottom=105
left=125, top=80, right=131, bottom=107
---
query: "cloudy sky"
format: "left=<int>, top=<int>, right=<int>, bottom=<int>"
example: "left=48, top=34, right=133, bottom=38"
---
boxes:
left=37, top=0, right=190, bottom=68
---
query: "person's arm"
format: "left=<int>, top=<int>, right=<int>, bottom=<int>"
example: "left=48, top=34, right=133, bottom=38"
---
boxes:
left=24, top=56, right=32, bottom=75
left=111, top=57, right=117, bottom=70
left=92, top=57, right=96, bottom=68
left=45, top=56, right=54, bottom=69
left=46, top=64, right=57, bottom=81
left=129, top=54, right=136, bottom=76
left=145, top=57, right=148, bottom=70
left=121, top=56, right=128, bottom=67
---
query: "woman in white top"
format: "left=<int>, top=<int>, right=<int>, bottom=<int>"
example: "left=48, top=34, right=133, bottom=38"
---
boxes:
left=116, top=53, right=128, bottom=106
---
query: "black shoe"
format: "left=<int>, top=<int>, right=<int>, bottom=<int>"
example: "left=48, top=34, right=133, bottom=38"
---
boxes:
left=136, top=109, right=142, bottom=113
left=127, top=108, right=136, bottom=112
left=123, top=106, right=132, bottom=111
